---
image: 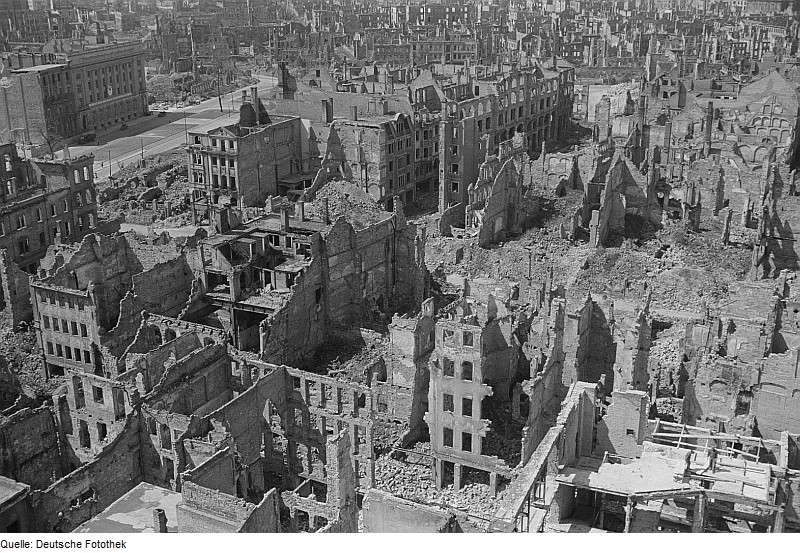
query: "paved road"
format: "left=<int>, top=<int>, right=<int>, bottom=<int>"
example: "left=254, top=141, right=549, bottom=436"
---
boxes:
left=69, top=75, right=278, bottom=179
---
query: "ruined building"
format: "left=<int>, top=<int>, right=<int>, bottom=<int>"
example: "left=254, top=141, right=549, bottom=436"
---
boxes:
left=184, top=181, right=427, bottom=366
left=0, top=144, right=100, bottom=325
left=187, top=87, right=317, bottom=226
left=425, top=278, right=565, bottom=495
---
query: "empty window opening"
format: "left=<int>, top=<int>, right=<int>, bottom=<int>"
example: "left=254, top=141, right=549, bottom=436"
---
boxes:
left=462, top=396, right=473, bottom=417
left=461, top=361, right=473, bottom=381
left=443, top=393, right=454, bottom=412
left=462, top=432, right=473, bottom=452
left=443, top=427, right=454, bottom=448
left=78, top=420, right=90, bottom=448
left=443, top=357, right=455, bottom=377
left=463, top=331, right=473, bottom=347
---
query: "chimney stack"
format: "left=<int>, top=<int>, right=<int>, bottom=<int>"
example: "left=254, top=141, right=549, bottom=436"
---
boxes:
left=350, top=105, right=358, bottom=121
left=382, top=100, right=389, bottom=115
left=251, top=86, right=259, bottom=125
left=705, top=101, right=714, bottom=147
left=281, top=208, right=290, bottom=232
left=324, top=98, right=333, bottom=123
left=153, top=509, right=168, bottom=533
left=664, top=120, right=672, bottom=151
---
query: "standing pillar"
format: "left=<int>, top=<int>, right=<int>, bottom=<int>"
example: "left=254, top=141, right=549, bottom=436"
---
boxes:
left=623, top=496, right=635, bottom=532
left=489, top=472, right=498, bottom=497
left=453, top=463, right=462, bottom=490
left=692, top=493, right=707, bottom=532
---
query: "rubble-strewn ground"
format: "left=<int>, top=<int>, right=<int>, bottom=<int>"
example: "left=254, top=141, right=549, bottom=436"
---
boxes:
left=374, top=441, right=511, bottom=523
left=96, top=152, right=193, bottom=227
left=306, top=336, right=388, bottom=383
left=649, top=321, right=685, bottom=395
left=0, top=316, right=58, bottom=408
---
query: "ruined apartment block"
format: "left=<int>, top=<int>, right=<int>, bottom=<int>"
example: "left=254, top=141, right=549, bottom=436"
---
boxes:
left=0, top=143, right=100, bottom=324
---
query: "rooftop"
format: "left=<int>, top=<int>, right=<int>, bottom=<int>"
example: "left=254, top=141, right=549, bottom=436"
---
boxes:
left=0, top=475, right=29, bottom=508
left=74, top=482, right=181, bottom=533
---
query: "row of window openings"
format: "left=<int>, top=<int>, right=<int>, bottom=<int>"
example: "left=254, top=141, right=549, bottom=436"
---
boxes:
left=146, top=418, right=180, bottom=451
left=41, top=292, right=85, bottom=310
left=43, top=316, right=88, bottom=337
left=414, top=128, right=440, bottom=141
left=415, top=144, right=438, bottom=160
left=442, top=428, right=475, bottom=452
left=73, top=380, right=106, bottom=408
left=14, top=219, right=86, bottom=256
left=442, top=359, right=473, bottom=380
left=443, top=329, right=474, bottom=347
left=47, top=341, right=92, bottom=364
left=387, top=154, right=411, bottom=172
left=443, top=393, right=473, bottom=417
left=387, top=172, right=411, bottom=190
left=205, top=156, right=237, bottom=169
left=7, top=199, right=91, bottom=232
left=386, top=138, right=412, bottom=154
left=211, top=174, right=237, bottom=189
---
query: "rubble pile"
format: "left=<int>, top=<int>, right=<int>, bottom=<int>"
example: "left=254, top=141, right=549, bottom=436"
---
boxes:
left=307, top=336, right=389, bottom=382
left=311, top=181, right=387, bottom=231
left=96, top=152, right=192, bottom=227
left=0, top=318, right=52, bottom=403
left=374, top=442, right=509, bottom=520
left=649, top=322, right=685, bottom=395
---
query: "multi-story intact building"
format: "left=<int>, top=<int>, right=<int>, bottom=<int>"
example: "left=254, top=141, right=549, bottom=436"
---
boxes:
left=187, top=88, right=312, bottom=227
left=2, top=41, right=148, bottom=144
left=332, top=110, right=416, bottom=209
left=438, top=59, right=575, bottom=210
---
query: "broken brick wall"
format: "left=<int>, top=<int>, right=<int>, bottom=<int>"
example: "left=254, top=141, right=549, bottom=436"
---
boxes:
left=57, top=369, right=131, bottom=464
left=139, top=407, right=195, bottom=490
left=520, top=299, right=566, bottom=463
left=612, top=309, right=651, bottom=392
left=767, top=195, right=800, bottom=273
left=382, top=299, right=435, bottom=439
left=594, top=390, right=648, bottom=458
left=38, top=234, right=142, bottom=332
left=362, top=488, right=456, bottom=532
left=438, top=202, right=466, bottom=236
left=204, top=368, right=287, bottom=495
left=182, top=446, right=236, bottom=496
left=260, top=239, right=325, bottom=366
left=682, top=357, right=756, bottom=433
left=131, top=255, right=195, bottom=318
left=120, top=331, right=204, bottom=394
left=237, top=488, right=280, bottom=532
left=0, top=406, right=64, bottom=491
left=282, top=368, right=375, bottom=489
left=0, top=249, right=33, bottom=325
left=571, top=297, right=616, bottom=393
left=752, top=349, right=800, bottom=440
left=30, top=411, right=143, bottom=532
left=176, top=480, right=254, bottom=532
left=144, top=343, right=233, bottom=418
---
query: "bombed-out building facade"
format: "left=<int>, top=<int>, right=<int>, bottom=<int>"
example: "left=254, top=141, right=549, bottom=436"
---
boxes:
left=7, top=4, right=800, bottom=534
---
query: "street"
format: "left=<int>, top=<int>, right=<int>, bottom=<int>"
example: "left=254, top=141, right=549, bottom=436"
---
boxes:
left=70, top=74, right=278, bottom=179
